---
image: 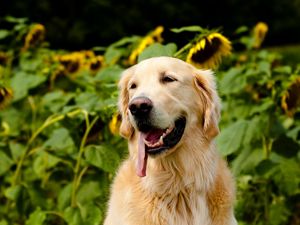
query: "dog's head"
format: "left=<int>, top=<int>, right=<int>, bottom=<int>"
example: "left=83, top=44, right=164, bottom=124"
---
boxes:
left=118, top=57, right=220, bottom=177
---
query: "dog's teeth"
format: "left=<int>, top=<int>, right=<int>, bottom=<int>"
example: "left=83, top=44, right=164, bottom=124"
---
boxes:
left=165, top=126, right=174, bottom=135
left=159, top=138, right=163, bottom=145
left=160, top=136, right=163, bottom=142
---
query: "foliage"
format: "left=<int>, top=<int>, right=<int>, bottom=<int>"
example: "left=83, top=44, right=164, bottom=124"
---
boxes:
left=217, top=50, right=300, bottom=225
left=0, top=17, right=299, bottom=225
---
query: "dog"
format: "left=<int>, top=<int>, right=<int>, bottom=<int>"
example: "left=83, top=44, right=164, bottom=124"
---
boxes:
left=104, top=57, right=237, bottom=225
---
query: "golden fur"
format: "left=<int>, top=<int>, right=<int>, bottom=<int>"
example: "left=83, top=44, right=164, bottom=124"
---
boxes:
left=104, top=57, right=237, bottom=225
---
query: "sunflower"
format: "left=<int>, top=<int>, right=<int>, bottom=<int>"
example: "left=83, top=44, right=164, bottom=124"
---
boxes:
left=0, top=87, right=13, bottom=109
left=56, top=52, right=85, bottom=74
left=128, top=26, right=164, bottom=65
left=109, top=113, right=121, bottom=135
left=89, top=55, right=104, bottom=72
left=82, top=50, right=95, bottom=59
left=281, top=77, right=300, bottom=117
left=253, top=22, right=268, bottom=49
left=186, top=32, right=232, bottom=69
left=23, top=24, right=45, bottom=50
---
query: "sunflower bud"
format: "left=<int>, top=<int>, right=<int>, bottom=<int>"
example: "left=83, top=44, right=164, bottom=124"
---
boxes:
left=253, top=22, right=268, bottom=49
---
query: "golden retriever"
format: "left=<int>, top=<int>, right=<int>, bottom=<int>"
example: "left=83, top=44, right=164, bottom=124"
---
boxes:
left=104, top=57, right=237, bottom=225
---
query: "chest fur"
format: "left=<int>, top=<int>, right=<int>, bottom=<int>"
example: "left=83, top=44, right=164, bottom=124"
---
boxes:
left=125, top=188, right=211, bottom=225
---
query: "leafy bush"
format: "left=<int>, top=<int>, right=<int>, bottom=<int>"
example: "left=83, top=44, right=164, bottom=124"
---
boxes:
left=0, top=17, right=299, bottom=225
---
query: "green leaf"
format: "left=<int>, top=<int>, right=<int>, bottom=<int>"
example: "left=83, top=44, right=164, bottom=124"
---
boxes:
left=216, top=120, right=248, bottom=156
left=0, top=30, right=10, bottom=40
left=255, top=159, right=278, bottom=176
left=243, top=116, right=268, bottom=145
left=42, top=91, right=74, bottom=113
left=0, top=220, right=8, bottom=225
left=25, top=208, right=46, bottom=225
left=27, top=184, right=47, bottom=208
left=33, top=151, right=61, bottom=177
left=170, top=26, right=204, bottom=33
left=94, top=65, right=123, bottom=83
left=273, top=66, right=292, bottom=74
left=4, top=185, right=22, bottom=201
left=269, top=196, right=290, bottom=225
left=249, top=99, right=273, bottom=115
left=231, top=147, right=264, bottom=175
left=104, top=47, right=124, bottom=65
left=0, top=151, right=13, bottom=176
left=276, top=158, right=300, bottom=195
left=10, top=71, right=47, bottom=101
left=138, top=43, right=177, bottom=62
left=43, top=128, right=76, bottom=155
left=0, top=107, right=25, bottom=136
left=74, top=92, right=101, bottom=112
left=78, top=203, right=102, bottom=225
left=110, top=36, right=140, bottom=48
left=64, top=204, right=102, bottom=225
left=219, top=67, right=246, bottom=95
left=84, top=145, right=120, bottom=173
left=286, top=126, right=300, bottom=141
left=234, top=26, right=249, bottom=34
left=272, top=135, right=300, bottom=158
left=258, top=61, right=271, bottom=76
left=9, top=142, right=26, bottom=161
left=64, top=207, right=83, bottom=225
left=4, top=16, right=27, bottom=23
left=77, top=181, right=102, bottom=205
left=104, top=47, right=122, bottom=63
left=58, top=183, right=72, bottom=211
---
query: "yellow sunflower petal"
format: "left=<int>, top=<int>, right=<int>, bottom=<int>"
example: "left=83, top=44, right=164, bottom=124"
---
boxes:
left=253, top=22, right=268, bottom=49
left=109, top=113, right=121, bottom=135
left=186, top=32, right=231, bottom=69
left=23, top=24, right=45, bottom=50
left=128, top=26, right=164, bottom=65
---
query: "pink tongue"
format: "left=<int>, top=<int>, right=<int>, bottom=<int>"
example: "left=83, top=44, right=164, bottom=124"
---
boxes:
left=145, top=129, right=165, bottom=144
left=137, top=133, right=148, bottom=177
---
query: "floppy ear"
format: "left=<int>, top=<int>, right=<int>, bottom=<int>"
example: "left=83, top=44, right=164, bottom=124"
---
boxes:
left=118, top=66, right=135, bottom=139
left=193, top=69, right=221, bottom=139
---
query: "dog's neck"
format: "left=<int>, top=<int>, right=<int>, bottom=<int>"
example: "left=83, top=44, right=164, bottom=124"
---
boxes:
left=136, top=129, right=219, bottom=196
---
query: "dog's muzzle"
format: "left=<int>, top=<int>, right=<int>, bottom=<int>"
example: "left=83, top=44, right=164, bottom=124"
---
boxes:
left=129, top=96, right=153, bottom=132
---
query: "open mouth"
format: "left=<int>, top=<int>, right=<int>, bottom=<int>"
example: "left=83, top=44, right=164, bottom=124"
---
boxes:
left=137, top=117, right=186, bottom=177
left=144, top=117, right=186, bottom=155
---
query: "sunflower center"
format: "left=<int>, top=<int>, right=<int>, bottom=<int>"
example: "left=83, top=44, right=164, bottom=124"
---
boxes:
left=286, top=81, right=300, bottom=110
left=191, top=37, right=221, bottom=63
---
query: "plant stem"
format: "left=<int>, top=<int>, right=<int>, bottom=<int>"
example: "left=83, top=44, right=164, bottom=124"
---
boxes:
left=28, top=96, right=37, bottom=134
left=173, top=43, right=192, bottom=58
left=12, top=109, right=82, bottom=186
left=71, top=115, right=99, bottom=207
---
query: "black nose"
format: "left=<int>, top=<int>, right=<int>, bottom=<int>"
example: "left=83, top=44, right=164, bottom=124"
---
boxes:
left=129, top=97, right=153, bottom=117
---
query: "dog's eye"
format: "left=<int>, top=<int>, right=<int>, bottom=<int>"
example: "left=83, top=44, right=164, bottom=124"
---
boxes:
left=129, top=83, right=137, bottom=89
left=162, top=75, right=177, bottom=83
